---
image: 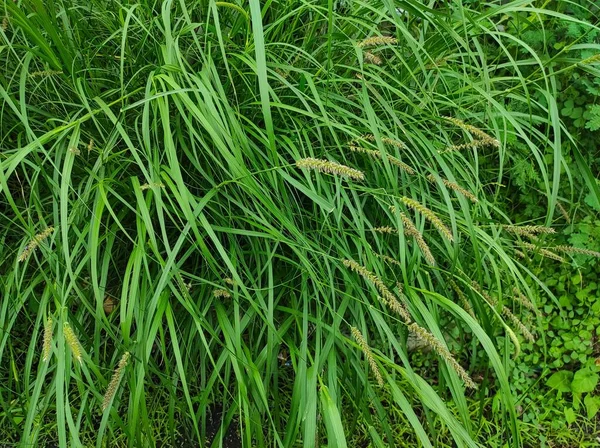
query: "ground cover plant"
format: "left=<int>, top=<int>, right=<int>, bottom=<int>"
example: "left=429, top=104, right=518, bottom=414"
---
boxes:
left=1, top=0, right=599, bottom=446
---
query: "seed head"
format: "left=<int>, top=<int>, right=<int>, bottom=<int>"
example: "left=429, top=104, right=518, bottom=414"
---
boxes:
left=357, top=36, right=398, bottom=48
left=556, top=203, right=571, bottom=223
left=469, top=280, right=496, bottom=305
left=448, top=279, right=475, bottom=318
left=363, top=51, right=382, bottom=65
left=581, top=54, right=600, bottom=64
left=343, top=259, right=411, bottom=323
left=350, top=327, right=384, bottom=387
left=390, top=210, right=436, bottom=265
left=140, top=182, right=165, bottom=190
left=349, top=145, right=414, bottom=174
left=504, top=225, right=555, bottom=236
left=63, top=322, right=82, bottom=364
left=42, top=317, right=54, bottom=362
left=102, top=352, right=131, bottom=411
left=29, top=70, right=63, bottom=78
left=373, top=226, right=398, bottom=235
left=501, top=307, right=535, bottom=343
left=553, top=245, right=600, bottom=258
left=408, top=323, right=476, bottom=389
left=397, top=197, right=454, bottom=242
left=374, top=252, right=402, bottom=267
left=443, top=116, right=500, bottom=148
left=427, top=175, right=478, bottom=203
left=213, top=289, right=231, bottom=299
left=296, top=157, right=364, bottom=181
left=18, top=226, right=55, bottom=262
left=360, top=134, right=407, bottom=150
left=441, top=140, right=490, bottom=153
left=512, top=287, right=537, bottom=313
left=519, top=242, right=565, bottom=262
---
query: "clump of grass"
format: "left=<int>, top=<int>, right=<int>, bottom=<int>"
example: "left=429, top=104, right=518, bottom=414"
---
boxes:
left=296, top=157, right=365, bottom=180
left=408, top=323, right=477, bottom=389
left=351, top=327, right=384, bottom=387
left=18, top=226, right=55, bottom=262
left=1, top=1, right=586, bottom=445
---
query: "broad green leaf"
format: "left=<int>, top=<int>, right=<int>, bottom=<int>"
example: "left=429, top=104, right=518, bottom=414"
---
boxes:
left=572, top=368, right=599, bottom=394
left=547, top=370, right=573, bottom=392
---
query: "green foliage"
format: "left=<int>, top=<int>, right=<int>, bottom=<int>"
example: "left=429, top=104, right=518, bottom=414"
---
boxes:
left=0, top=1, right=598, bottom=447
left=585, top=104, right=600, bottom=131
left=501, top=217, right=600, bottom=445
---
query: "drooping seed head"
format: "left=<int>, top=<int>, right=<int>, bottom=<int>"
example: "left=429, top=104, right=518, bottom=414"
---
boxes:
left=213, top=289, right=231, bottom=299
left=363, top=51, right=382, bottom=65
left=519, top=242, right=565, bottom=263
left=408, top=323, right=477, bottom=389
left=18, top=226, right=55, bottom=262
left=102, top=352, right=131, bottom=411
left=428, top=175, right=478, bottom=203
left=501, top=307, right=535, bottom=343
left=350, top=327, right=384, bottom=387
left=504, top=225, right=555, bottom=236
left=389, top=209, right=436, bottom=265
left=553, top=245, right=600, bottom=258
left=443, top=116, right=500, bottom=148
left=296, top=157, right=365, bottom=181
left=357, top=36, right=398, bottom=48
left=398, top=197, right=454, bottom=242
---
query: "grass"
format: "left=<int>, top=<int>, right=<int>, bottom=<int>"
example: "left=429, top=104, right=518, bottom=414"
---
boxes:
left=0, top=0, right=599, bottom=446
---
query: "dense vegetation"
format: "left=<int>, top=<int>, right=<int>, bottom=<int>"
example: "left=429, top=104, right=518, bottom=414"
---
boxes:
left=0, top=0, right=599, bottom=446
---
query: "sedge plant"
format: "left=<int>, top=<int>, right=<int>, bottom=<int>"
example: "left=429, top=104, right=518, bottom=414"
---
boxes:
left=1, top=0, right=599, bottom=446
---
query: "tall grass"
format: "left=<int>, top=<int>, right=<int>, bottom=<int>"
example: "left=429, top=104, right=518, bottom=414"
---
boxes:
left=1, top=0, right=598, bottom=446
